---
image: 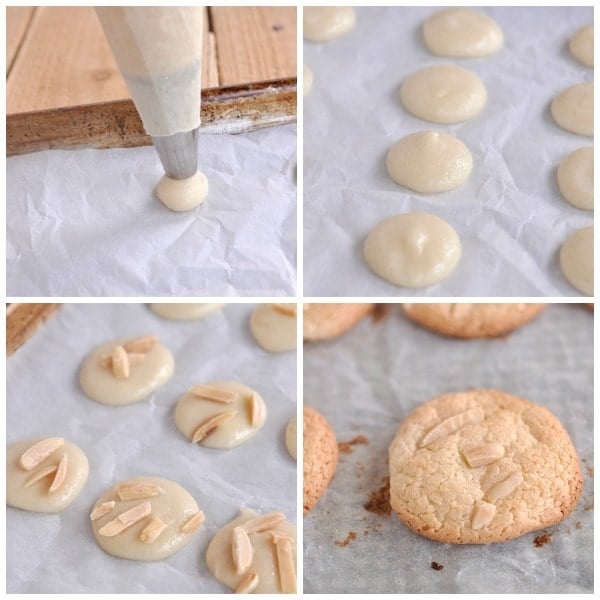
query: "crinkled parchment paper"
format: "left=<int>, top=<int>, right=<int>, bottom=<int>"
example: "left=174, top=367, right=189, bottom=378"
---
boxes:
left=304, top=7, right=593, bottom=296
left=304, top=303, right=593, bottom=593
left=7, top=303, right=296, bottom=593
left=7, top=125, right=297, bottom=296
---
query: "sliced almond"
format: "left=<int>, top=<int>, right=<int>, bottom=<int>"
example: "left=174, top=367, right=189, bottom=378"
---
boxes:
left=116, top=482, right=164, bottom=501
left=24, top=464, right=58, bottom=488
left=111, top=345, right=129, bottom=379
left=189, top=384, right=238, bottom=404
left=471, top=501, right=496, bottom=529
left=485, top=471, right=524, bottom=504
left=101, top=353, right=146, bottom=368
left=192, top=411, right=236, bottom=443
left=275, top=538, right=296, bottom=593
left=232, top=526, right=253, bottom=575
left=140, top=517, right=168, bottom=544
left=124, top=335, right=159, bottom=353
left=235, top=572, right=259, bottom=594
left=19, top=437, right=64, bottom=470
left=49, top=453, right=68, bottom=493
left=463, top=443, right=505, bottom=468
left=98, top=501, right=151, bottom=537
left=419, top=407, right=485, bottom=448
left=90, top=501, right=116, bottom=521
left=241, top=512, right=286, bottom=534
left=181, top=510, right=205, bottom=534
left=272, top=303, right=297, bottom=317
left=248, top=392, right=263, bottom=428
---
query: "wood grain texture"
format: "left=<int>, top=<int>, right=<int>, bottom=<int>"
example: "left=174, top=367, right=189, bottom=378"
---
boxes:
left=6, top=6, right=35, bottom=74
left=6, top=304, right=61, bottom=357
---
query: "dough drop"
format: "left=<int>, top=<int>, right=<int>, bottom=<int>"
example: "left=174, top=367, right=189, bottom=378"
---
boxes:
left=150, top=303, right=224, bottom=320
left=557, top=147, right=593, bottom=210
left=423, top=8, right=503, bottom=57
left=551, top=83, right=594, bottom=137
left=304, top=65, right=314, bottom=96
left=560, top=226, right=593, bottom=296
left=250, top=304, right=297, bottom=353
left=155, top=170, right=208, bottom=212
left=401, top=64, right=487, bottom=124
left=569, top=25, right=593, bottom=67
left=285, top=415, right=297, bottom=460
left=386, top=131, right=473, bottom=193
left=364, top=212, right=461, bottom=288
left=304, top=7, right=355, bottom=42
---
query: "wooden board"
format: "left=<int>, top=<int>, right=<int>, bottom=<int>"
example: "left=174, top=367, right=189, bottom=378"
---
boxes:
left=6, top=7, right=297, bottom=155
left=6, top=304, right=62, bottom=357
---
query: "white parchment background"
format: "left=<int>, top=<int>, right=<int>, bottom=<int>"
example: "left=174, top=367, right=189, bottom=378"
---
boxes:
left=7, top=303, right=297, bottom=593
left=7, top=125, right=297, bottom=297
left=303, top=303, right=593, bottom=593
left=304, top=7, right=593, bottom=297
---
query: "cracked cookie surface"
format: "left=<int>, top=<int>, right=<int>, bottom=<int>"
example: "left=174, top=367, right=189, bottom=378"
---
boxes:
left=304, top=304, right=374, bottom=341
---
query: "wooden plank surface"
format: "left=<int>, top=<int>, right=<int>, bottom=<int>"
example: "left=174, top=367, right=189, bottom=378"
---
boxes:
left=6, top=304, right=61, bottom=357
left=6, top=6, right=35, bottom=73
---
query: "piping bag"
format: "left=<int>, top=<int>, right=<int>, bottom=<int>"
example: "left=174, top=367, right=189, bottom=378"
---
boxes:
left=95, top=7, right=208, bottom=211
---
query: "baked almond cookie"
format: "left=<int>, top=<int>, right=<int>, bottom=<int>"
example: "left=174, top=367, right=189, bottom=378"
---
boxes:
left=389, top=389, right=583, bottom=544
left=402, top=303, right=546, bottom=338
left=303, top=303, right=374, bottom=341
left=304, top=407, right=338, bottom=514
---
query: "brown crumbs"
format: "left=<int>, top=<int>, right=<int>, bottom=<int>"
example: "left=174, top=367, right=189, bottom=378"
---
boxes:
left=575, top=522, right=582, bottom=530
left=533, top=533, right=553, bottom=548
left=586, top=465, right=594, bottom=477
left=338, top=435, right=369, bottom=454
left=372, top=304, right=391, bottom=323
left=364, top=476, right=391, bottom=516
left=431, top=562, right=444, bottom=571
left=335, top=531, right=357, bottom=547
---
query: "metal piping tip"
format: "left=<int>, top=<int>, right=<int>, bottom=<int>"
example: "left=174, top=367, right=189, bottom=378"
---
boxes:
left=151, top=127, right=199, bottom=180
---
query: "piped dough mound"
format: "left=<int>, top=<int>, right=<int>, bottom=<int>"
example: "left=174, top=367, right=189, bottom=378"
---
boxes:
left=400, top=64, right=487, bottom=124
left=569, top=25, right=593, bottom=67
left=304, top=6, right=355, bottom=42
left=364, top=213, right=461, bottom=288
left=303, top=303, right=374, bottom=341
left=402, top=303, right=546, bottom=339
left=389, top=389, right=583, bottom=544
left=150, top=303, right=224, bottom=320
left=423, top=8, right=503, bottom=58
left=551, top=83, right=594, bottom=137
left=560, top=226, right=594, bottom=296
left=250, top=304, right=297, bottom=353
left=303, top=407, right=338, bottom=514
left=386, top=131, right=473, bottom=193
left=557, top=147, right=594, bottom=210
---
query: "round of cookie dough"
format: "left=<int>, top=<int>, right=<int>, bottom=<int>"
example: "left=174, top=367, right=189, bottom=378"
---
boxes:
left=386, top=131, right=473, bottom=193
left=303, top=303, right=374, bottom=341
left=423, top=8, right=503, bottom=58
left=389, top=389, right=583, bottom=544
left=560, top=226, right=594, bottom=296
left=304, top=6, right=355, bottom=42
left=80, top=336, right=174, bottom=406
left=402, top=303, right=546, bottom=339
left=90, top=476, right=202, bottom=561
left=557, top=147, right=593, bottom=210
left=364, top=213, right=462, bottom=288
left=286, top=415, right=297, bottom=460
left=304, top=406, right=338, bottom=514
left=250, top=304, right=296, bottom=353
left=206, top=508, right=297, bottom=593
left=551, top=83, right=594, bottom=137
left=400, top=65, right=487, bottom=124
left=569, top=25, right=593, bottom=67
left=304, top=65, right=314, bottom=96
left=7, top=437, right=89, bottom=513
left=175, top=380, right=267, bottom=449
left=150, top=303, right=224, bottom=320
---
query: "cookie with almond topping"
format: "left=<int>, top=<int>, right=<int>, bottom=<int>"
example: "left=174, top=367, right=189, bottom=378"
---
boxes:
left=389, top=389, right=582, bottom=543
left=303, top=303, right=375, bottom=341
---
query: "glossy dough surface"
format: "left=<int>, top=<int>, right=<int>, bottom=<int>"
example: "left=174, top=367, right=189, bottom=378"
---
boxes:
left=250, top=304, right=297, bottom=353
left=551, top=83, right=594, bottom=137
left=560, top=226, right=594, bottom=295
left=304, top=6, right=355, bottom=42
left=150, top=303, right=224, bottom=320
left=557, top=147, right=594, bottom=210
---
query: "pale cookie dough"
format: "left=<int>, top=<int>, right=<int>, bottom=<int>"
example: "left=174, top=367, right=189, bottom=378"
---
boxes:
left=206, top=508, right=297, bottom=593
left=175, top=381, right=267, bottom=449
left=389, top=389, right=583, bottom=544
left=551, top=83, right=594, bottom=137
left=403, top=303, right=546, bottom=338
left=569, top=25, right=593, bottom=67
left=7, top=437, right=89, bottom=513
left=303, top=303, right=374, bottom=341
left=150, top=303, right=224, bottom=320
left=364, top=213, right=461, bottom=288
left=423, top=8, right=503, bottom=58
left=304, top=6, right=355, bottom=42
left=80, top=335, right=174, bottom=406
left=250, top=304, right=296, bottom=353
left=304, top=65, right=314, bottom=96
left=557, top=147, right=594, bottom=210
left=560, top=226, right=594, bottom=296
left=386, top=131, right=473, bottom=193
left=285, top=415, right=297, bottom=460
left=90, top=476, right=203, bottom=561
left=400, top=65, right=487, bottom=124
left=155, top=171, right=208, bottom=212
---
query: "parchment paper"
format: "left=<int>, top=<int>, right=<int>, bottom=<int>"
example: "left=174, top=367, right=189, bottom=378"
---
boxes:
left=7, top=125, right=297, bottom=297
left=304, top=7, right=594, bottom=297
left=7, top=303, right=297, bottom=593
left=303, top=303, right=593, bottom=593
